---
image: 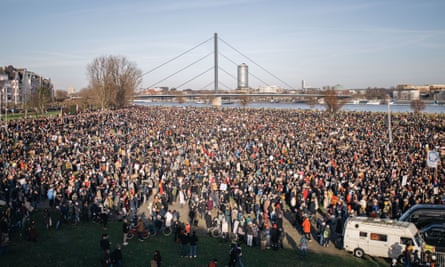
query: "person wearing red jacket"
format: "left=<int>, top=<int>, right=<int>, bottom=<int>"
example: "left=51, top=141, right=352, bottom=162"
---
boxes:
left=302, top=215, right=311, bottom=241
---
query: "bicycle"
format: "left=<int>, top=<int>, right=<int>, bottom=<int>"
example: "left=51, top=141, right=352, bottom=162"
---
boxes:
left=162, top=225, right=173, bottom=236
left=210, top=226, right=222, bottom=238
left=127, top=226, right=150, bottom=240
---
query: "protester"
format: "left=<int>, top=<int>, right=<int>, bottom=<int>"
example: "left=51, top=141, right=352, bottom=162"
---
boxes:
left=111, top=244, right=122, bottom=267
left=122, top=218, right=129, bottom=246
left=189, top=230, right=198, bottom=258
left=228, top=242, right=241, bottom=267
left=136, top=217, right=145, bottom=242
left=0, top=106, right=443, bottom=264
left=0, top=215, right=9, bottom=255
left=101, top=249, right=112, bottom=267
left=179, top=229, right=189, bottom=258
left=100, top=233, right=111, bottom=252
left=299, top=235, right=308, bottom=257
left=302, top=215, right=311, bottom=241
left=151, top=250, right=162, bottom=267
left=208, top=258, right=218, bottom=267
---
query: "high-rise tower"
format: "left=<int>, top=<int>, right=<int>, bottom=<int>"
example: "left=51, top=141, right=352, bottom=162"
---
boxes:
left=237, top=63, right=248, bottom=89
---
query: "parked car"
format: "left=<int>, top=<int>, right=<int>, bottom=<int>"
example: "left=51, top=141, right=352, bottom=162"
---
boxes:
left=421, top=224, right=445, bottom=252
left=399, top=204, right=445, bottom=230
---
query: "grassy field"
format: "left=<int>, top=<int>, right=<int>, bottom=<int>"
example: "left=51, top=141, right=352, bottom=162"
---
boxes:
left=0, top=209, right=389, bottom=267
left=2, top=110, right=61, bottom=121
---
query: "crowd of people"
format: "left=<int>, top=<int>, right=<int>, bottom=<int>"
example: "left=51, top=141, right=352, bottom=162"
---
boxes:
left=0, top=105, right=444, bottom=265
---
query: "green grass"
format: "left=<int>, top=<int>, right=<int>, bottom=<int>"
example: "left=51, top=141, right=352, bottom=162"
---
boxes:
left=1, top=210, right=388, bottom=267
left=2, top=111, right=61, bottom=121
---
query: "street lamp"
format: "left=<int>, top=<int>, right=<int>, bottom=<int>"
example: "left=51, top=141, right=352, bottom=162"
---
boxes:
left=387, top=96, right=393, bottom=144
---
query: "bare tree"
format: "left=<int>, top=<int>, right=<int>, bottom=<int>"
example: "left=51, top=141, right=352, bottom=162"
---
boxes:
left=87, top=55, right=142, bottom=109
left=365, top=87, right=388, bottom=99
left=77, top=87, right=96, bottom=111
left=323, top=87, right=344, bottom=113
left=410, top=99, right=425, bottom=114
left=54, top=89, right=69, bottom=102
left=28, top=86, right=51, bottom=114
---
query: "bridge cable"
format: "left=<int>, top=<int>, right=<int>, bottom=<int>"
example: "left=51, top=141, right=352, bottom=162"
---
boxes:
left=199, top=81, right=215, bottom=91
left=219, top=81, right=232, bottom=90
left=149, top=52, right=213, bottom=88
left=175, top=66, right=213, bottom=89
left=218, top=66, right=236, bottom=80
left=219, top=37, right=295, bottom=89
left=219, top=52, right=271, bottom=87
left=142, top=36, right=213, bottom=77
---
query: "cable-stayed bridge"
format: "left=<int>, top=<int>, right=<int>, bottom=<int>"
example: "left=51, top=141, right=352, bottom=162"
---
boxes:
left=139, top=33, right=295, bottom=92
left=135, top=33, right=351, bottom=103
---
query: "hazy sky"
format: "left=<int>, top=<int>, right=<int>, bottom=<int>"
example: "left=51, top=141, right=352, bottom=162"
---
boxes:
left=2, top=0, right=445, bottom=91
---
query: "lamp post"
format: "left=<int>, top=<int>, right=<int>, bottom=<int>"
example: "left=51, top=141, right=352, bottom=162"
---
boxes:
left=387, top=96, right=393, bottom=144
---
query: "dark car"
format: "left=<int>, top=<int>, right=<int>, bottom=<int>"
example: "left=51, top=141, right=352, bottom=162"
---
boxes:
left=398, top=204, right=445, bottom=230
left=421, top=224, right=445, bottom=252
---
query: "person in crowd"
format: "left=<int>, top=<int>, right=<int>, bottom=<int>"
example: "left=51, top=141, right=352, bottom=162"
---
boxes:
left=111, top=244, right=122, bottom=267
left=0, top=106, right=443, bottom=264
left=101, top=249, right=112, bottom=267
left=101, top=206, right=109, bottom=231
left=322, top=224, right=330, bottom=247
left=100, top=233, right=111, bottom=252
left=151, top=250, right=162, bottom=267
left=122, top=218, right=129, bottom=246
left=299, top=235, right=308, bottom=257
left=136, top=217, right=145, bottom=242
left=302, top=215, right=311, bottom=241
left=208, top=258, right=218, bottom=267
left=189, top=230, right=198, bottom=258
left=43, top=208, right=52, bottom=230
left=179, top=229, right=189, bottom=258
left=270, top=223, right=280, bottom=250
left=228, top=242, right=241, bottom=267
left=27, top=220, right=37, bottom=242
left=0, top=215, right=9, bottom=255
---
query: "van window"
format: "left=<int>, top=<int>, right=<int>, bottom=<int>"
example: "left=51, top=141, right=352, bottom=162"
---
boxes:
left=370, top=233, right=388, bottom=242
left=401, top=237, right=412, bottom=245
left=360, top=231, right=367, bottom=237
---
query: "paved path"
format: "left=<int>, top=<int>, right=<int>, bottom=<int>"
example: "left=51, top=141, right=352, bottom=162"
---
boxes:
left=137, top=198, right=348, bottom=257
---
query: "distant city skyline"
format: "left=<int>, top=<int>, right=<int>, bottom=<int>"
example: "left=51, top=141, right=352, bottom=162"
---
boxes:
left=2, top=0, right=445, bottom=91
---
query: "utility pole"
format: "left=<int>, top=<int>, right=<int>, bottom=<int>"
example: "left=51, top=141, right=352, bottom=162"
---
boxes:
left=214, top=32, right=218, bottom=91
left=387, top=97, right=392, bottom=144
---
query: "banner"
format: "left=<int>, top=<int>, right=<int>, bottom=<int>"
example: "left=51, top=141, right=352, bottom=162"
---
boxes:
left=401, top=175, right=408, bottom=186
left=427, top=151, right=440, bottom=168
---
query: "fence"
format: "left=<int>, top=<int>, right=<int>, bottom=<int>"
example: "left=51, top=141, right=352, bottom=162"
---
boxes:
left=435, top=251, right=445, bottom=267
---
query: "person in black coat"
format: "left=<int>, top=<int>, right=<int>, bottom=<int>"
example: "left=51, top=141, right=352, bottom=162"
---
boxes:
left=179, top=231, right=189, bottom=258
left=189, top=231, right=198, bottom=258
left=111, top=244, right=122, bottom=267
left=100, top=233, right=111, bottom=251
left=152, top=250, right=162, bottom=267
left=270, top=224, right=280, bottom=250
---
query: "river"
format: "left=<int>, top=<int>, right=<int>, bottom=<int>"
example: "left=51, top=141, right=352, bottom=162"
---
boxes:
left=134, top=100, right=445, bottom=114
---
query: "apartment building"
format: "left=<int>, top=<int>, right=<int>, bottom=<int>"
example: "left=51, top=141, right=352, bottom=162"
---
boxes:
left=0, top=65, right=54, bottom=109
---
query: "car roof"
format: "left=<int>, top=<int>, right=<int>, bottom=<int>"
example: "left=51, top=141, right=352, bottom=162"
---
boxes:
left=399, top=204, right=445, bottom=221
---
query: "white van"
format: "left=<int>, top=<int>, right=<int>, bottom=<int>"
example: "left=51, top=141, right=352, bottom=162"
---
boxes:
left=343, top=217, right=434, bottom=262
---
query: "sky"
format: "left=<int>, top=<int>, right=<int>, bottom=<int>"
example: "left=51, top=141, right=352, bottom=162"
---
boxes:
left=2, top=0, right=445, bottom=91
